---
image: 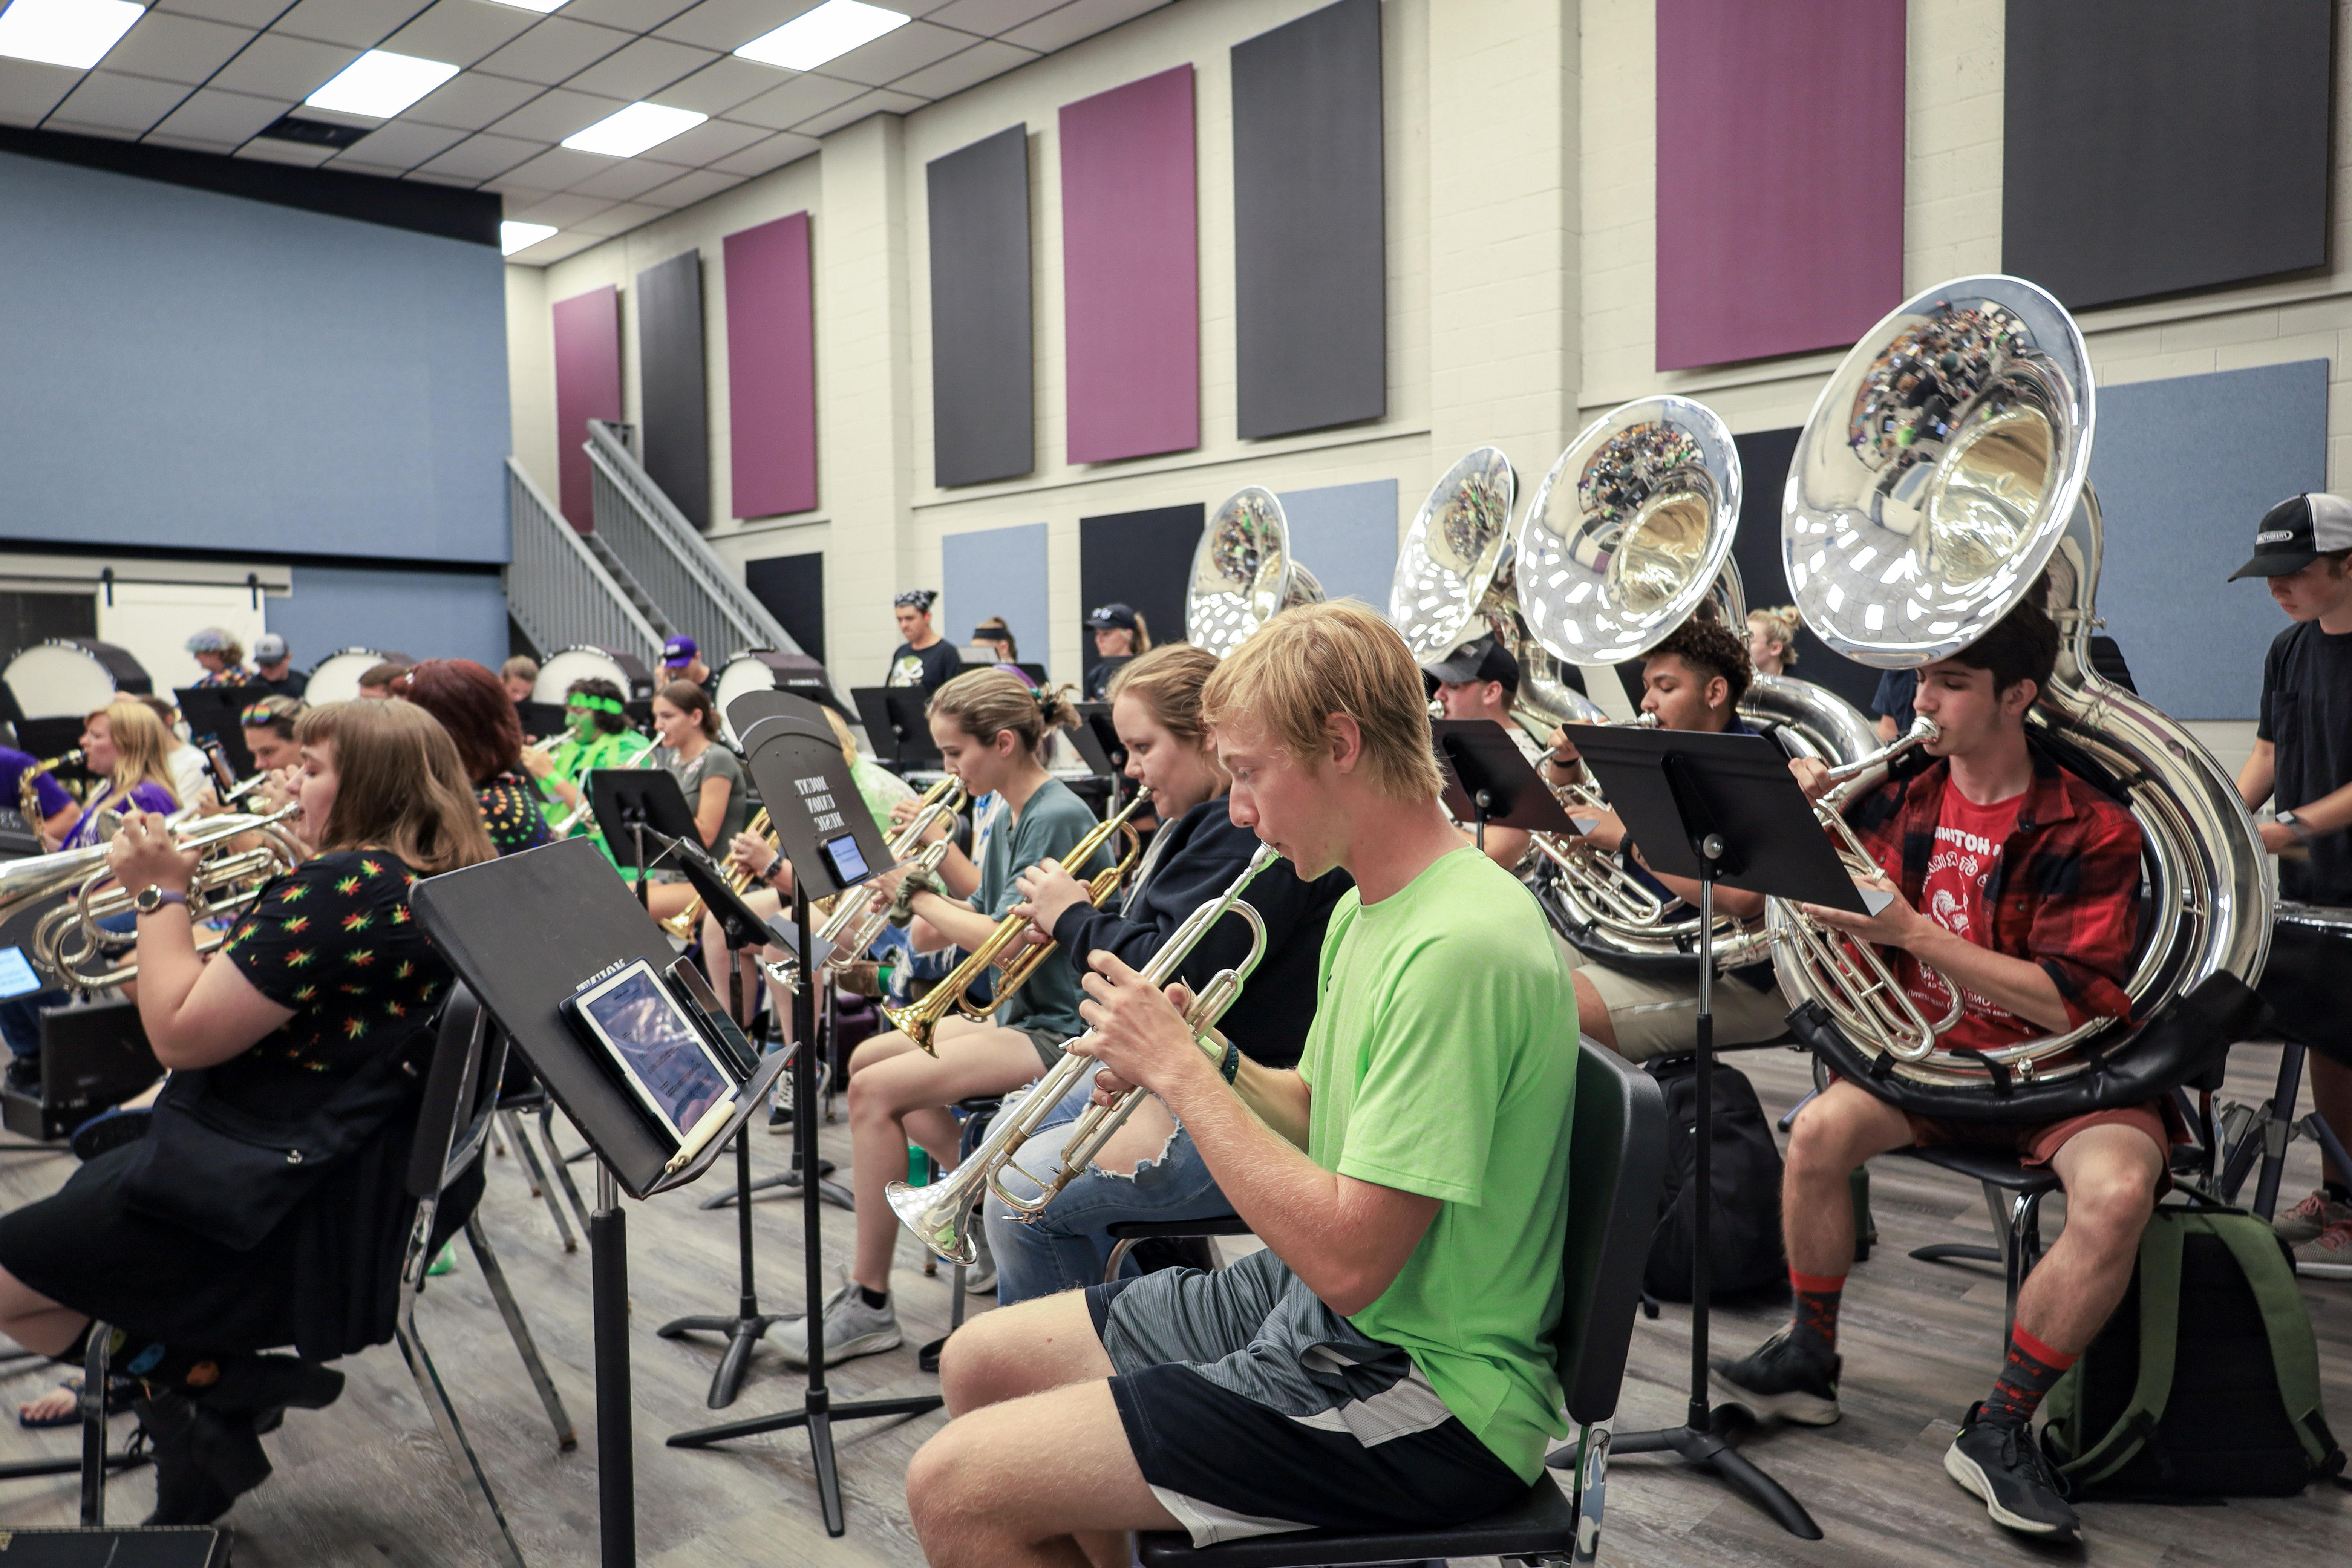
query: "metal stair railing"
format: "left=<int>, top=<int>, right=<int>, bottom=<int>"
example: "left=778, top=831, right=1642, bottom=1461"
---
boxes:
left=504, top=459, right=666, bottom=669
left=585, top=421, right=801, bottom=663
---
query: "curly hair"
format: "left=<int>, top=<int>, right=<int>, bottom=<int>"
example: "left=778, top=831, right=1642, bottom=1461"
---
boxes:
left=398, top=659, right=523, bottom=784
left=1648, top=616, right=1753, bottom=708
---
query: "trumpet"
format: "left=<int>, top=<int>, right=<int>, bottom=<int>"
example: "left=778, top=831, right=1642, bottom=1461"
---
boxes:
left=880, top=789, right=1151, bottom=1055
left=660, top=807, right=774, bottom=940
left=887, top=844, right=1276, bottom=1264
left=18, top=749, right=79, bottom=824
left=550, top=744, right=658, bottom=838
left=810, top=776, right=969, bottom=971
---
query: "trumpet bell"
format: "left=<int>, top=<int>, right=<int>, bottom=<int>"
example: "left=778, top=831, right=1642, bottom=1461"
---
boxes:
left=1187, top=487, right=1323, bottom=657
left=1517, top=397, right=1742, bottom=668
left=1785, top=274, right=2092, bottom=669
left=885, top=1175, right=980, bottom=1267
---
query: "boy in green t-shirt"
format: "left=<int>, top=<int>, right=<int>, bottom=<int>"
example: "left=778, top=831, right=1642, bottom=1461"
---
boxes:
left=909, top=602, right=1578, bottom=1559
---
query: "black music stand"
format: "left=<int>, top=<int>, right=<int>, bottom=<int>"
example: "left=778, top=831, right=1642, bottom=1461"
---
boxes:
left=666, top=697, right=942, bottom=1537
left=173, top=687, right=255, bottom=779
left=1432, top=720, right=1576, bottom=853
left=853, top=687, right=940, bottom=768
left=410, top=839, right=787, bottom=1568
left=1562, top=722, right=1865, bottom=1541
left=584, top=768, right=698, bottom=910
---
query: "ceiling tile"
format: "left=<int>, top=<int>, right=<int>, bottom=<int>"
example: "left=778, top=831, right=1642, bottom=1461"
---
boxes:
left=504, top=190, right=615, bottom=225
left=570, top=199, right=665, bottom=236
left=404, top=168, right=482, bottom=186
left=565, top=155, right=680, bottom=201
left=793, top=85, right=920, bottom=136
left=484, top=84, right=626, bottom=140
left=44, top=71, right=191, bottom=136
left=210, top=32, right=363, bottom=101
left=142, top=130, right=242, bottom=152
left=404, top=69, right=544, bottom=129
left=1001, top=0, right=1168, bottom=52
left=654, top=0, right=824, bottom=53
left=379, top=0, right=541, bottom=68
left=149, top=86, right=287, bottom=145
left=510, top=228, right=606, bottom=263
left=234, top=137, right=342, bottom=166
left=636, top=165, right=742, bottom=207
left=103, top=13, right=256, bottom=86
left=559, top=0, right=700, bottom=29
left=924, top=0, right=1067, bottom=29
left=563, top=35, right=716, bottom=100
left=632, top=112, right=765, bottom=164
left=708, top=126, right=814, bottom=175
left=653, top=54, right=774, bottom=115
left=808, top=18, right=969, bottom=87
left=155, top=0, right=302, bottom=26
left=886, top=37, right=1033, bottom=100
left=0, top=59, right=82, bottom=127
left=325, top=116, right=469, bottom=166
left=496, top=143, right=611, bottom=188
left=271, top=0, right=432, bottom=49
left=725, top=69, right=858, bottom=130
left=417, top=130, right=546, bottom=178
left=472, top=17, right=635, bottom=84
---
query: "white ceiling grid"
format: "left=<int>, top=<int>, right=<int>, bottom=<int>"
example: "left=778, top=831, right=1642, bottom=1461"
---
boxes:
left=0, top=0, right=1172, bottom=260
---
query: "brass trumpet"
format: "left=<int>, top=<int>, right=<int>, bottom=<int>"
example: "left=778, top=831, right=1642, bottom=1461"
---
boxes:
left=662, top=807, right=773, bottom=940
left=811, top=775, right=969, bottom=972
left=887, top=844, right=1276, bottom=1263
left=879, top=789, right=1150, bottom=1055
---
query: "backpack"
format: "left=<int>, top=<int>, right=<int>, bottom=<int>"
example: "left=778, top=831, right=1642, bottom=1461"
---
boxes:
left=1642, top=1057, right=1786, bottom=1302
left=2040, top=1201, right=2345, bottom=1498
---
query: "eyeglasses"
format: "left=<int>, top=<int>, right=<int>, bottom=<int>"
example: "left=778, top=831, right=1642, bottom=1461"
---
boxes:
left=239, top=703, right=285, bottom=726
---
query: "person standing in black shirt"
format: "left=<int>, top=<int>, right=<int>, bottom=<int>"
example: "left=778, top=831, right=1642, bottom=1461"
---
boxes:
left=249, top=635, right=307, bottom=699
left=2230, top=492, right=2352, bottom=1265
left=887, top=590, right=961, bottom=696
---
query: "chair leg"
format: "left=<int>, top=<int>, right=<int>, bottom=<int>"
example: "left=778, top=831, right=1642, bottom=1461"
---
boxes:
left=465, top=1215, right=578, bottom=1452
left=1907, top=1178, right=2007, bottom=1270
left=1102, top=1238, right=1138, bottom=1285
left=536, top=1102, right=595, bottom=1235
left=1570, top=1415, right=1612, bottom=1566
left=2001, top=1186, right=2051, bottom=1342
left=397, top=1309, right=528, bottom=1568
left=502, top=1110, right=577, bottom=1254
left=80, top=1320, right=109, bottom=1527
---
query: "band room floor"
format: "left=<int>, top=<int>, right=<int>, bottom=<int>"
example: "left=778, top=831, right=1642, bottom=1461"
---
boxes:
left=0, top=1041, right=2342, bottom=1567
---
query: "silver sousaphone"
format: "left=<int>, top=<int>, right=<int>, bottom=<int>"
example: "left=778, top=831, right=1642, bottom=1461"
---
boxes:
left=1772, top=274, right=2272, bottom=1116
left=1185, top=487, right=1325, bottom=657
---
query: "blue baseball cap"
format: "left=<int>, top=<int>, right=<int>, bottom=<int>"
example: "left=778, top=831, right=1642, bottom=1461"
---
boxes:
left=661, top=635, right=699, bottom=668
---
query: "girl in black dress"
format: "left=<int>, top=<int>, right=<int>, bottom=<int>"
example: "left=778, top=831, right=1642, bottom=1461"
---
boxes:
left=0, top=699, right=495, bottom=1523
left=395, top=657, right=557, bottom=856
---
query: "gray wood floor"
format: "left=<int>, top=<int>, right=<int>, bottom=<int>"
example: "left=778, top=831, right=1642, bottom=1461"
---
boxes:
left=0, top=1041, right=2343, bottom=1566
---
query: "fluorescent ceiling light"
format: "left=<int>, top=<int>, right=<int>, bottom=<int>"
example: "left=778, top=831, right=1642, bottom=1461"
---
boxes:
left=562, top=101, right=706, bottom=158
left=736, top=0, right=908, bottom=71
left=0, top=0, right=143, bottom=70
left=501, top=222, right=558, bottom=256
left=305, top=49, right=458, bottom=120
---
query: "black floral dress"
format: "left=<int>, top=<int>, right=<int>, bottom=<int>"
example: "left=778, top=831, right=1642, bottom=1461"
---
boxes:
left=0, top=851, right=478, bottom=1358
left=476, top=770, right=555, bottom=857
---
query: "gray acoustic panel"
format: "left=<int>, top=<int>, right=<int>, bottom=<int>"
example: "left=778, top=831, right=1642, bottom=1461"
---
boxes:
left=928, top=124, right=1033, bottom=487
left=636, top=248, right=710, bottom=529
left=1231, top=0, right=1385, bottom=440
left=2003, top=0, right=2332, bottom=310
left=1078, top=503, right=1202, bottom=692
left=745, top=551, right=825, bottom=668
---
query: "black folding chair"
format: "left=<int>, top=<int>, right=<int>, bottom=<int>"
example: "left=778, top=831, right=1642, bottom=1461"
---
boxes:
left=1137, top=1041, right=1667, bottom=1568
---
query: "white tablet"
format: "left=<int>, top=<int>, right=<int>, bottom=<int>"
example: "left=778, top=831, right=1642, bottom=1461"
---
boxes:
left=561, top=959, right=735, bottom=1145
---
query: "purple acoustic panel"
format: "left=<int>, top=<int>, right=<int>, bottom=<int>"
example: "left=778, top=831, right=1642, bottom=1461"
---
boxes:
left=1060, top=65, right=1198, bottom=464
left=724, top=211, right=818, bottom=519
left=1654, top=0, right=1905, bottom=371
left=552, top=284, right=622, bottom=530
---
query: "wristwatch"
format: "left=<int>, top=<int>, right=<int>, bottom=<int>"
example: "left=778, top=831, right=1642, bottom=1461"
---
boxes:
left=133, top=885, right=190, bottom=915
left=2275, top=810, right=2317, bottom=845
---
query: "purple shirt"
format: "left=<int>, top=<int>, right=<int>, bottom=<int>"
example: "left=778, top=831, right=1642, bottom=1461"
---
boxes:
left=0, top=749, right=73, bottom=821
left=63, top=781, right=177, bottom=850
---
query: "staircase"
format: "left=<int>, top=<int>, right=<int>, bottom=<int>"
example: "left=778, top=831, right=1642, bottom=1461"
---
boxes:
left=504, top=460, right=664, bottom=669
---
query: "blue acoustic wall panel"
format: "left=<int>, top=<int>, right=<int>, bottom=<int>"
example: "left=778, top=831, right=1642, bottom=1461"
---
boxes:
left=942, top=522, right=1050, bottom=674
left=267, top=565, right=509, bottom=674
left=1275, top=479, right=1398, bottom=613
left=0, top=150, right=508, bottom=564
left=2086, top=359, right=2327, bottom=720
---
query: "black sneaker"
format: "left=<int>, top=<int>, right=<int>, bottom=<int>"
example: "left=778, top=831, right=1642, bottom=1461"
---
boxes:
left=1709, top=1328, right=1841, bottom=1426
left=1944, top=1403, right=2079, bottom=1541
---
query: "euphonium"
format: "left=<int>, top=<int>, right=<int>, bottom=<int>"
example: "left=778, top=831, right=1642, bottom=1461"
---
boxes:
left=17, top=749, right=79, bottom=825
left=886, top=844, right=1276, bottom=1265
left=812, top=775, right=968, bottom=972
left=879, top=789, right=1150, bottom=1056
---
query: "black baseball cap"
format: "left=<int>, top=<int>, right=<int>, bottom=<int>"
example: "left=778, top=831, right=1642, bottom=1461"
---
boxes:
left=1420, top=632, right=1519, bottom=693
left=1086, top=603, right=1138, bottom=631
left=2229, top=493, right=2352, bottom=580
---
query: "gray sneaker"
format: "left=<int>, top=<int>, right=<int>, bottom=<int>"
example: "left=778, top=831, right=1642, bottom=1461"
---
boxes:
left=2272, top=1188, right=2352, bottom=1244
left=775, top=1275, right=900, bottom=1368
left=963, top=1223, right=997, bottom=1295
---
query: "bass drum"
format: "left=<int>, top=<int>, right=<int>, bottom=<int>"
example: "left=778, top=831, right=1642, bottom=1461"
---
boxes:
left=533, top=645, right=655, bottom=705
left=3, top=638, right=153, bottom=719
left=306, top=648, right=413, bottom=705
left=714, top=649, right=835, bottom=741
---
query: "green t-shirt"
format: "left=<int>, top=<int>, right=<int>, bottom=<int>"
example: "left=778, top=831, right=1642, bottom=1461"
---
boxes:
left=975, top=776, right=1115, bottom=1039
left=542, top=729, right=652, bottom=870
left=1297, top=847, right=1577, bottom=1481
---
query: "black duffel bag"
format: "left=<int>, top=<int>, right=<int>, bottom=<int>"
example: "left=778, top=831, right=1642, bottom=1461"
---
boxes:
left=1643, top=1055, right=1786, bottom=1302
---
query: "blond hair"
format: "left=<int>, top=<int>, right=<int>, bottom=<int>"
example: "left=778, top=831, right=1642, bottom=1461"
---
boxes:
left=1108, top=643, right=1228, bottom=788
left=929, top=668, right=1077, bottom=757
left=1200, top=601, right=1443, bottom=802
left=292, top=700, right=496, bottom=874
left=1747, top=605, right=1801, bottom=668
left=89, top=700, right=181, bottom=811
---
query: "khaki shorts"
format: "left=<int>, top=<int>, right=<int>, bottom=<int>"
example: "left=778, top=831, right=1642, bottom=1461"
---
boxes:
left=1579, top=961, right=1793, bottom=1062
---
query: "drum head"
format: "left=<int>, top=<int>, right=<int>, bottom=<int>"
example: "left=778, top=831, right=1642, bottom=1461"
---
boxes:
left=715, top=655, right=781, bottom=741
left=3, top=639, right=152, bottom=719
left=306, top=648, right=407, bottom=705
left=534, top=645, right=653, bottom=705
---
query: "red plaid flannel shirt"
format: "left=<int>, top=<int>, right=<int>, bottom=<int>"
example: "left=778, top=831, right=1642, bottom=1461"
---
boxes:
left=1844, top=745, right=2142, bottom=1032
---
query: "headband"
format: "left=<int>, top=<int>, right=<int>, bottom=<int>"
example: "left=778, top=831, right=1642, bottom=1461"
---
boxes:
left=566, top=694, right=627, bottom=715
left=895, top=589, right=937, bottom=611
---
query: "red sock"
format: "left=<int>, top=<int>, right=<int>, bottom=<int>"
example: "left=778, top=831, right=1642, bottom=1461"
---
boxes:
left=1982, top=1325, right=2076, bottom=1426
left=1788, top=1269, right=1845, bottom=1359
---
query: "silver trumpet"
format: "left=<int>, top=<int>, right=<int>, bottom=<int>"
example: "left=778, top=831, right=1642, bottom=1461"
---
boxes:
left=886, top=844, right=1278, bottom=1265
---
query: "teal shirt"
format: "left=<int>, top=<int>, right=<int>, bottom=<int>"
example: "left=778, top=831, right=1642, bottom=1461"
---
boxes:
left=976, top=777, right=1116, bottom=1039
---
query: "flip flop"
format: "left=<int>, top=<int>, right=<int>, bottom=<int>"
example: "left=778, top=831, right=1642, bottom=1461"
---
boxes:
left=19, top=1375, right=136, bottom=1429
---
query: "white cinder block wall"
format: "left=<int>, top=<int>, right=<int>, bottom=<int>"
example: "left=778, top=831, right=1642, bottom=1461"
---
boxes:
left=504, top=0, right=2352, bottom=725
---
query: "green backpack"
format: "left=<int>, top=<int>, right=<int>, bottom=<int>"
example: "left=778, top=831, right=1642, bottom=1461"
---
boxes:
left=2040, top=1200, right=2345, bottom=1498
